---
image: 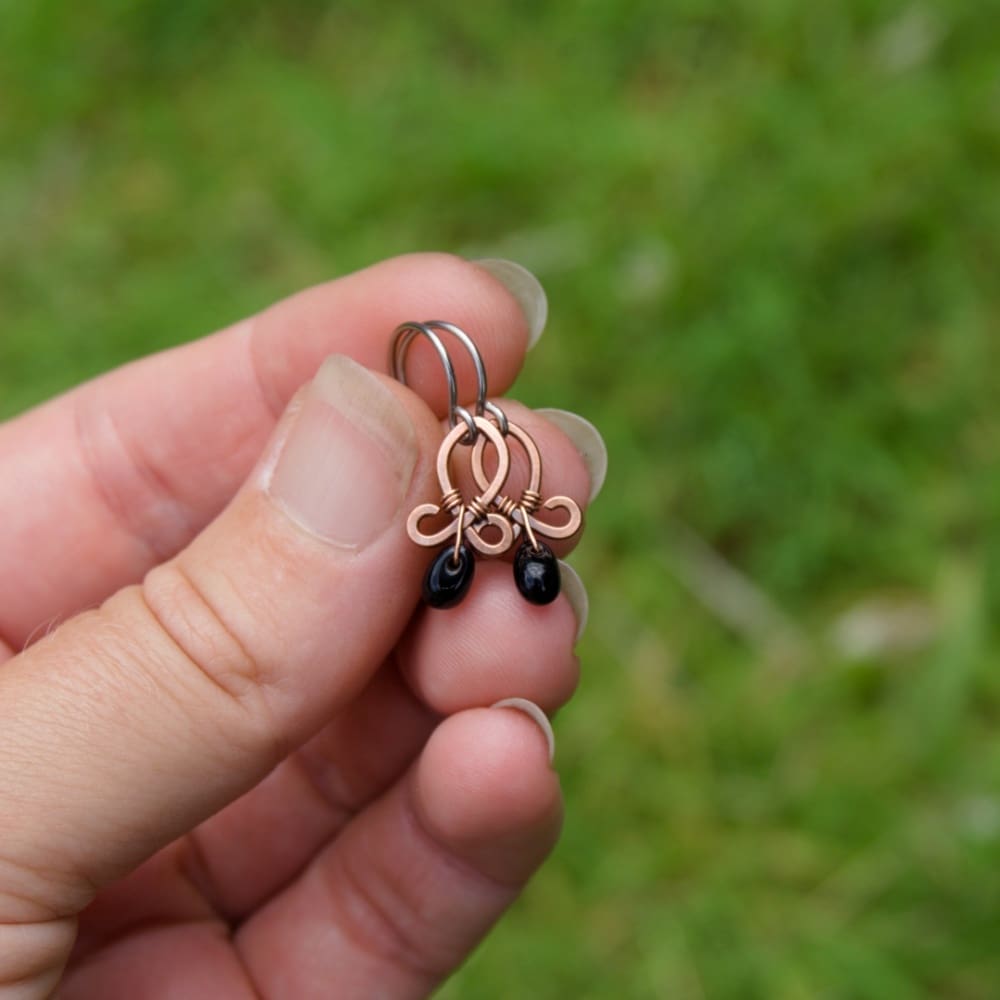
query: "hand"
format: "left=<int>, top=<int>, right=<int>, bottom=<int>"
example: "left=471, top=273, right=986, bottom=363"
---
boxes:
left=0, top=254, right=598, bottom=998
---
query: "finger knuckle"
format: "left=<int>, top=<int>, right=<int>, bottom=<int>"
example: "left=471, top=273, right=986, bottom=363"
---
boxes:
left=140, top=561, right=279, bottom=733
left=328, top=847, right=459, bottom=983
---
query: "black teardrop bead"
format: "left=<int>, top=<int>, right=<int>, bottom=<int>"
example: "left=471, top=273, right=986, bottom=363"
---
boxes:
left=423, top=544, right=476, bottom=609
left=513, top=541, right=561, bottom=605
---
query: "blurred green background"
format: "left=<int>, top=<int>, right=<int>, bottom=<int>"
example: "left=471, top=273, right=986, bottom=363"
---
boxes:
left=4, top=1, right=1000, bottom=996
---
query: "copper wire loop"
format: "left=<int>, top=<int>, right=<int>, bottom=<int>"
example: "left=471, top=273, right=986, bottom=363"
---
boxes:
left=407, top=416, right=515, bottom=556
left=469, top=420, right=583, bottom=544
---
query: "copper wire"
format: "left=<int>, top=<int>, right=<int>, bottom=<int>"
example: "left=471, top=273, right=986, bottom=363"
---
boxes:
left=520, top=506, right=541, bottom=551
left=519, top=488, right=542, bottom=514
left=467, top=495, right=491, bottom=521
left=440, top=487, right=462, bottom=514
left=407, top=417, right=515, bottom=557
left=452, top=505, right=466, bottom=565
left=494, top=494, right=519, bottom=519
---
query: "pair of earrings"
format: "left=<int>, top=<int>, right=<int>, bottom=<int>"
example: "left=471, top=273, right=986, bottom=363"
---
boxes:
left=391, top=320, right=583, bottom=609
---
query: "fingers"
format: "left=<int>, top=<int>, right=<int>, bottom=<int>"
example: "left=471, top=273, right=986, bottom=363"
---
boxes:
left=67, top=666, right=438, bottom=963
left=134, top=407, right=595, bottom=922
left=0, top=358, right=446, bottom=980
left=61, top=924, right=256, bottom=1000
left=400, top=561, right=582, bottom=713
left=235, top=707, right=561, bottom=999
left=256, top=256, right=540, bottom=419
left=163, top=563, right=584, bottom=924
left=66, top=710, right=560, bottom=998
left=177, top=667, right=440, bottom=921
left=63, top=402, right=596, bottom=965
left=0, top=253, right=541, bottom=649
left=83, top=563, right=584, bottom=942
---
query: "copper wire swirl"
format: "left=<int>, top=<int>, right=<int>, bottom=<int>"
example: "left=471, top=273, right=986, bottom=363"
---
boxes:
left=407, top=416, right=515, bottom=557
left=470, top=421, right=582, bottom=547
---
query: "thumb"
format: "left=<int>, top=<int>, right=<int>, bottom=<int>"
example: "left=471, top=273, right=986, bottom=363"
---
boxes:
left=0, top=356, right=440, bottom=959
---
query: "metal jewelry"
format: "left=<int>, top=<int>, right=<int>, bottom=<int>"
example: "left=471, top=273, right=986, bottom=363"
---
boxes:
left=391, top=320, right=582, bottom=609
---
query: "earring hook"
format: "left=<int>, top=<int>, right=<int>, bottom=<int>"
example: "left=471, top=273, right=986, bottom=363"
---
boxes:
left=391, top=321, right=476, bottom=440
left=421, top=321, right=509, bottom=436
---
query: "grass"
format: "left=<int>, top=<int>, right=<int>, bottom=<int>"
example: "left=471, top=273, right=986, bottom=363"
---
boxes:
left=4, top=1, right=1000, bottom=995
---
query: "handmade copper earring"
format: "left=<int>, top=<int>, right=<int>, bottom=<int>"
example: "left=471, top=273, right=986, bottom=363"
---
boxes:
left=391, top=321, right=514, bottom=608
left=392, top=319, right=584, bottom=608
left=470, top=407, right=582, bottom=605
left=427, top=322, right=583, bottom=605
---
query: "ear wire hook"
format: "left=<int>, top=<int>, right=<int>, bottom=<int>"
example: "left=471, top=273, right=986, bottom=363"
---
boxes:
left=391, top=321, right=476, bottom=441
left=422, top=321, right=509, bottom=436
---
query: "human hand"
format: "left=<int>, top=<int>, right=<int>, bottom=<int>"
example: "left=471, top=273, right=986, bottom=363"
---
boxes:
left=0, top=255, right=603, bottom=998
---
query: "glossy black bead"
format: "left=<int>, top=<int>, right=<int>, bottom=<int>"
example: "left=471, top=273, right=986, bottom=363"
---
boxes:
left=423, top=544, right=475, bottom=609
left=513, top=541, right=560, bottom=605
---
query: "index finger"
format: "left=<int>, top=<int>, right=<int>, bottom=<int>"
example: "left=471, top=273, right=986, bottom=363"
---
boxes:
left=0, top=253, right=544, bottom=651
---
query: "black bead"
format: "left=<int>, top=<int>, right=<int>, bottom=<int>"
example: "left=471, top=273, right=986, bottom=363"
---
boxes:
left=423, top=544, right=475, bottom=609
left=513, top=541, right=560, bottom=605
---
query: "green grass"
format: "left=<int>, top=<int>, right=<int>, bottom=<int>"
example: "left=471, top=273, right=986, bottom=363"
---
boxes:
left=4, top=1, right=1000, bottom=996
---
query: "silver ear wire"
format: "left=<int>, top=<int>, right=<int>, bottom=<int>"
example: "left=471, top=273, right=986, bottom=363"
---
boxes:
left=422, top=321, right=509, bottom=436
left=391, top=321, right=476, bottom=440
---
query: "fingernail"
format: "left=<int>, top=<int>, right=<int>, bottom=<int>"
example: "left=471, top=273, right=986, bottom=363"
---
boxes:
left=473, top=258, right=548, bottom=349
left=558, top=561, right=589, bottom=643
left=536, top=408, right=608, bottom=502
left=491, top=698, right=555, bottom=763
left=267, top=355, right=417, bottom=548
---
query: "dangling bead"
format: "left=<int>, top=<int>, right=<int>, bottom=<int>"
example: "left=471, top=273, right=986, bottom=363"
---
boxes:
left=513, top=541, right=560, bottom=605
left=423, top=544, right=476, bottom=608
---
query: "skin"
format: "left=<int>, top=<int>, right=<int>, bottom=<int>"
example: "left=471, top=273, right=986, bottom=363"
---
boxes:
left=0, top=254, right=592, bottom=998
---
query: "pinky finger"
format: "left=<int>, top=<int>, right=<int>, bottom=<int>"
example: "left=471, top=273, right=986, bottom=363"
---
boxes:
left=235, top=704, right=561, bottom=998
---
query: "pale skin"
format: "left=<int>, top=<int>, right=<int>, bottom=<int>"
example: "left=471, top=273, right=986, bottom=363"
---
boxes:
left=0, top=254, right=592, bottom=997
